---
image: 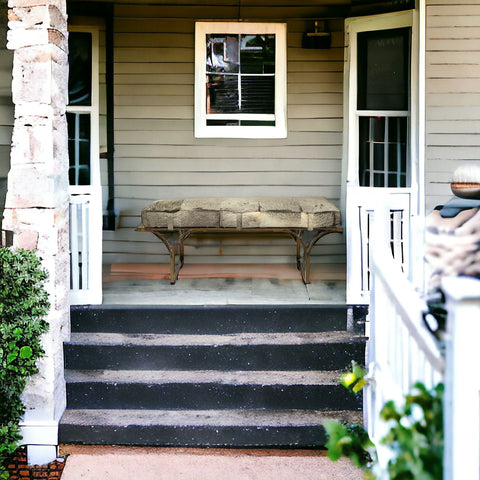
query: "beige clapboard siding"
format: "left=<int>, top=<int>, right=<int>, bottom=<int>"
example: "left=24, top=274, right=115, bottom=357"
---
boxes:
left=115, top=157, right=341, bottom=172
left=425, top=1, right=480, bottom=212
left=109, top=4, right=346, bottom=265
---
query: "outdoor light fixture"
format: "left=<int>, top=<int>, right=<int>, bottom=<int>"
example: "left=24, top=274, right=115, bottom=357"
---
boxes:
left=302, top=20, right=331, bottom=49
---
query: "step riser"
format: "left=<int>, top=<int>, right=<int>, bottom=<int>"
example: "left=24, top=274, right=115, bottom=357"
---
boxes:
left=66, top=383, right=362, bottom=410
left=64, top=343, right=365, bottom=371
left=71, top=305, right=349, bottom=334
left=59, top=424, right=329, bottom=448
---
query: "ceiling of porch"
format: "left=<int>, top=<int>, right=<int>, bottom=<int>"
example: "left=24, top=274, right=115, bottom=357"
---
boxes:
left=67, top=0, right=415, bottom=19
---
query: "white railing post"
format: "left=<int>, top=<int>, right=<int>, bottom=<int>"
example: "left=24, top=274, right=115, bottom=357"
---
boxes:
left=443, top=276, right=480, bottom=480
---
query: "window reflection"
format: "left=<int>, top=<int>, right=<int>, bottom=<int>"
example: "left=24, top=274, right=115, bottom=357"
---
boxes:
left=68, top=32, right=92, bottom=106
left=205, top=33, right=275, bottom=117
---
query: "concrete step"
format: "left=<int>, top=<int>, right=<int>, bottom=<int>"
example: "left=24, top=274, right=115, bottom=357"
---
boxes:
left=70, top=305, right=359, bottom=334
left=64, top=369, right=362, bottom=411
left=63, top=304, right=366, bottom=447
left=64, top=332, right=366, bottom=371
left=59, top=409, right=363, bottom=447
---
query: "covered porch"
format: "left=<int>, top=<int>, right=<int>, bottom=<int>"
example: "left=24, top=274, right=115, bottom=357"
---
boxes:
left=0, top=0, right=435, bottom=466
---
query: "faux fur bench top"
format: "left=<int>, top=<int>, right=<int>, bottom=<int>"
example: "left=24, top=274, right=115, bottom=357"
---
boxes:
left=139, top=197, right=341, bottom=231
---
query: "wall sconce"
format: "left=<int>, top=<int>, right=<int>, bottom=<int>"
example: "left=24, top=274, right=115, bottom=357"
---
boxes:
left=302, top=20, right=331, bottom=49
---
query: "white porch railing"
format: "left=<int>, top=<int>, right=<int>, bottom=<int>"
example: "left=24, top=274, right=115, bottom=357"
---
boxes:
left=368, top=222, right=480, bottom=479
left=69, top=188, right=102, bottom=305
left=366, top=238, right=445, bottom=476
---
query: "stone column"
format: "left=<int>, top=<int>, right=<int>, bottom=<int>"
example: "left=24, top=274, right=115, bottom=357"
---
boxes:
left=3, top=0, right=69, bottom=465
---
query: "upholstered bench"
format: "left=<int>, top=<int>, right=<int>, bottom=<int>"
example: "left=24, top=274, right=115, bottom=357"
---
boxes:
left=136, top=197, right=343, bottom=284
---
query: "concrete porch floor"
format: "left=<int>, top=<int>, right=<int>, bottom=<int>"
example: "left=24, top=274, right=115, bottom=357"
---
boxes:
left=102, top=263, right=346, bottom=305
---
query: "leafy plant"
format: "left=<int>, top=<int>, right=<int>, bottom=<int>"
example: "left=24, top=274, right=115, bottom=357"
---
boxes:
left=0, top=249, right=49, bottom=478
left=325, top=362, right=444, bottom=480
left=325, top=421, right=377, bottom=471
left=380, top=382, right=444, bottom=480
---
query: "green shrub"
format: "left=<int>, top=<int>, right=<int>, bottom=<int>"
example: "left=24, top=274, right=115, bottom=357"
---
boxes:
left=0, top=249, right=49, bottom=479
left=325, top=362, right=444, bottom=480
left=380, top=382, right=444, bottom=480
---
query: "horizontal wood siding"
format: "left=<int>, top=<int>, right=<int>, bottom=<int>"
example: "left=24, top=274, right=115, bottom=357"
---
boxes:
left=106, top=4, right=346, bottom=266
left=425, top=1, right=480, bottom=212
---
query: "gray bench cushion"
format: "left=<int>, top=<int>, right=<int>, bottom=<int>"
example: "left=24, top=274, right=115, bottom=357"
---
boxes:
left=139, top=197, right=341, bottom=231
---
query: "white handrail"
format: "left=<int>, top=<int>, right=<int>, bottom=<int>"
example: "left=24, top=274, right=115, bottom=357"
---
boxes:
left=366, top=229, right=444, bottom=477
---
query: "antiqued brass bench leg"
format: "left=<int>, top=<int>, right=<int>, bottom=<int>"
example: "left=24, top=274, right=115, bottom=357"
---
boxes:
left=148, top=230, right=192, bottom=284
left=297, top=228, right=344, bottom=284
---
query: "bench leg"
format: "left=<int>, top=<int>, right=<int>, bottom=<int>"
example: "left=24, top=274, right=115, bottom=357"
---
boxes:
left=151, top=231, right=190, bottom=284
left=296, top=228, right=344, bottom=284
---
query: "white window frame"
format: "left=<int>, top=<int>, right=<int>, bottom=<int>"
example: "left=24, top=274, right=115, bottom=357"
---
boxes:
left=195, top=22, right=287, bottom=139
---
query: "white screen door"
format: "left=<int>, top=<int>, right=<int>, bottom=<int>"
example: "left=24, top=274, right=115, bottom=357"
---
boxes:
left=344, top=11, right=420, bottom=305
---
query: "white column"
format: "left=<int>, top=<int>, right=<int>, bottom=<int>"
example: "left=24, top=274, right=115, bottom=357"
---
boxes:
left=3, top=0, right=69, bottom=465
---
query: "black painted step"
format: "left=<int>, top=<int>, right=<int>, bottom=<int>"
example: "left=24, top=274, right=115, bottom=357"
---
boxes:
left=65, top=370, right=362, bottom=411
left=59, top=409, right=363, bottom=447
left=70, top=305, right=351, bottom=334
left=64, top=332, right=366, bottom=371
left=61, top=304, right=366, bottom=448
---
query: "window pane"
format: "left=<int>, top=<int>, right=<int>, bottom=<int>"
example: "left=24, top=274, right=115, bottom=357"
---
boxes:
left=206, top=35, right=239, bottom=73
left=240, top=34, right=275, bottom=74
left=357, top=28, right=410, bottom=111
left=207, top=74, right=240, bottom=113
left=205, top=32, right=275, bottom=115
left=206, top=119, right=275, bottom=126
left=68, top=32, right=92, bottom=106
left=240, top=75, right=275, bottom=113
left=67, top=112, right=91, bottom=185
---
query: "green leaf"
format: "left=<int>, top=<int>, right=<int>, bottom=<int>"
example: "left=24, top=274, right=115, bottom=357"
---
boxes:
left=19, top=346, right=33, bottom=359
left=352, top=361, right=367, bottom=380
left=6, top=352, right=18, bottom=363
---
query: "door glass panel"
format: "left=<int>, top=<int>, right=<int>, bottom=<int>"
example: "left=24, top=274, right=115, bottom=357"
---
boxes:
left=357, top=28, right=410, bottom=111
left=67, top=112, right=91, bottom=186
left=68, top=32, right=92, bottom=106
left=359, top=116, right=407, bottom=187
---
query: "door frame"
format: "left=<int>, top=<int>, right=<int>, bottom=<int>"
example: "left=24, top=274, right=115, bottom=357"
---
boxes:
left=342, top=9, right=424, bottom=304
left=68, top=24, right=103, bottom=305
